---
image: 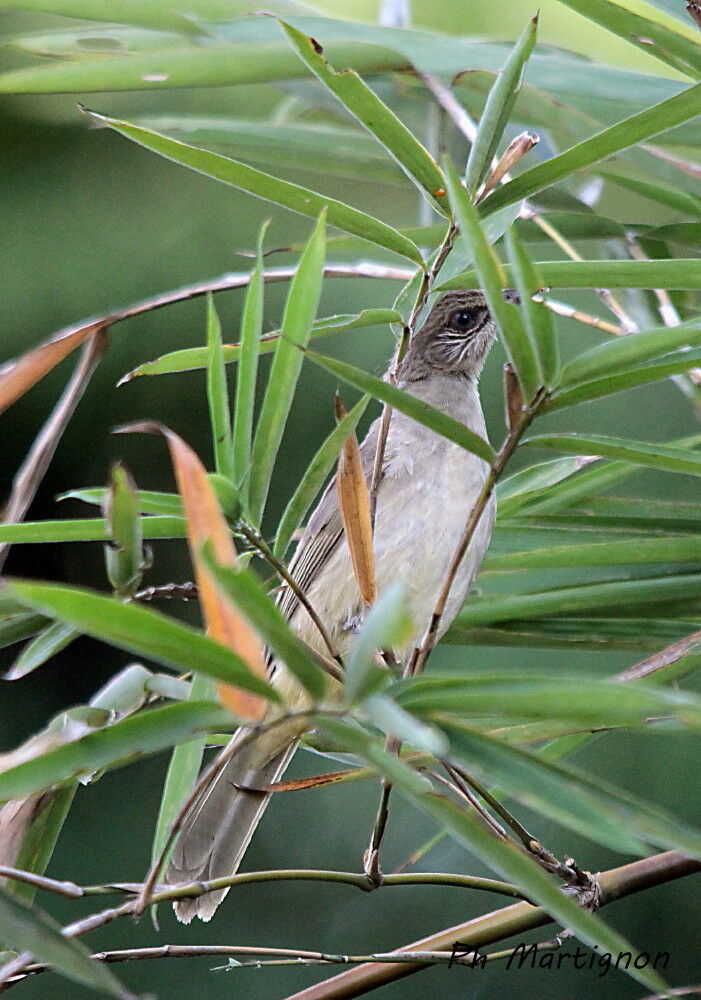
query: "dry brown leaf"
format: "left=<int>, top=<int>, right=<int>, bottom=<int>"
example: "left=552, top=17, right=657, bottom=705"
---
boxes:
left=0, top=321, right=106, bottom=415
left=477, top=131, right=540, bottom=202
left=335, top=394, right=376, bottom=606
left=118, top=422, right=267, bottom=720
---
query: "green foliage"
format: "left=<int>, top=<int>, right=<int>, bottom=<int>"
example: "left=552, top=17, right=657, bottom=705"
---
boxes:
left=1, top=1, right=700, bottom=996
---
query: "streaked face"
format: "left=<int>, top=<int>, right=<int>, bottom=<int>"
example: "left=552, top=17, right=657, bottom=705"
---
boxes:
left=402, top=291, right=497, bottom=380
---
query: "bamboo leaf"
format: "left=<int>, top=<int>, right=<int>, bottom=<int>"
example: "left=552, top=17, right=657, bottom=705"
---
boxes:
left=505, top=227, right=559, bottom=388
left=274, top=395, right=369, bottom=559
left=248, top=212, right=326, bottom=526
left=82, top=109, right=423, bottom=264
left=233, top=222, right=266, bottom=497
left=455, top=573, right=701, bottom=626
left=303, top=348, right=494, bottom=463
left=551, top=0, right=701, bottom=77
left=344, top=582, right=412, bottom=704
left=0, top=701, right=234, bottom=802
left=484, top=535, right=701, bottom=571
left=201, top=546, right=327, bottom=700
left=6, top=580, right=279, bottom=700
left=524, top=432, right=701, bottom=477
left=480, top=81, right=701, bottom=217
left=464, top=14, right=538, bottom=195
left=0, top=517, right=185, bottom=544
left=0, top=890, right=132, bottom=998
left=444, top=158, right=540, bottom=401
left=438, top=258, right=701, bottom=292
left=335, top=393, right=376, bottom=608
left=120, top=309, right=402, bottom=380
left=6, top=622, right=80, bottom=681
left=558, top=322, right=701, bottom=387
left=279, top=20, right=448, bottom=213
left=205, top=294, right=234, bottom=482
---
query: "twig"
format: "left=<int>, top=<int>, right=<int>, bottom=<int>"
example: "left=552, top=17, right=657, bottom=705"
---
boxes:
left=132, top=582, right=198, bottom=601
left=279, top=852, right=701, bottom=1000
left=0, top=329, right=108, bottom=573
left=0, top=867, right=83, bottom=899
left=236, top=522, right=342, bottom=668
left=437, top=766, right=507, bottom=839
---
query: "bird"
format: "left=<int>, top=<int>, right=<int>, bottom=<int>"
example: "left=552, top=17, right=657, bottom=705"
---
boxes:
left=166, top=289, right=498, bottom=921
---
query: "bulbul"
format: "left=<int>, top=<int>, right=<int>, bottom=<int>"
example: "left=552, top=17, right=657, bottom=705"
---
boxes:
left=167, top=289, right=497, bottom=921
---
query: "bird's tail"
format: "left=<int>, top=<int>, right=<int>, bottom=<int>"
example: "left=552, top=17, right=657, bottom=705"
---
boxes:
left=166, top=721, right=300, bottom=922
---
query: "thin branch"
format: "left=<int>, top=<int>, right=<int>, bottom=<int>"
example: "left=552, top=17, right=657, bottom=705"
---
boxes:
left=236, top=522, right=342, bottom=669
left=437, top=766, right=507, bottom=840
left=0, top=329, right=108, bottom=573
left=132, top=582, right=198, bottom=601
left=0, top=867, right=83, bottom=899
left=279, top=852, right=701, bottom=1000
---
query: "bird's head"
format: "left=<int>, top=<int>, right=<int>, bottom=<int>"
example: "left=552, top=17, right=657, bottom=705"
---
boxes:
left=400, top=290, right=497, bottom=382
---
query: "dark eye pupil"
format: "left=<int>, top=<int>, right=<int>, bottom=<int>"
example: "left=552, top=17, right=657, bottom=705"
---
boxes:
left=450, top=309, right=474, bottom=331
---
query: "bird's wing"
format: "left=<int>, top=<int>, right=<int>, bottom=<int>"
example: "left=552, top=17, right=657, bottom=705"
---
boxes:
left=276, top=415, right=381, bottom=627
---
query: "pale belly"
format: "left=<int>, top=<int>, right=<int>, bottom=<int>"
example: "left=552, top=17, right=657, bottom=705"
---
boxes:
left=294, top=439, right=495, bottom=664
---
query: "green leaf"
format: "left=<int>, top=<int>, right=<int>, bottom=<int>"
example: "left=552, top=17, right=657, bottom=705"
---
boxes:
left=60, top=487, right=183, bottom=515
left=344, top=582, right=412, bottom=704
left=597, top=169, right=701, bottom=218
left=201, top=546, right=327, bottom=700
left=82, top=109, right=423, bottom=265
left=455, top=573, right=701, bottom=626
left=274, top=394, right=369, bottom=558
left=441, top=718, right=701, bottom=857
left=497, top=457, right=594, bottom=516
left=318, top=718, right=667, bottom=994
left=484, top=535, right=701, bottom=571
left=0, top=614, right=46, bottom=650
left=0, top=889, right=132, bottom=998
left=7, top=622, right=80, bottom=680
left=205, top=294, right=234, bottom=482
left=362, top=694, right=448, bottom=756
left=0, top=701, right=234, bottom=802
left=124, top=310, right=402, bottom=379
left=546, top=349, right=701, bottom=411
left=558, top=322, right=701, bottom=387
left=505, top=227, right=558, bottom=388
left=150, top=672, right=215, bottom=880
left=437, top=258, right=701, bottom=292
left=6, top=579, right=279, bottom=701
left=464, top=13, right=538, bottom=195
left=444, top=158, right=540, bottom=401
left=280, top=20, right=448, bottom=214
left=445, top=616, right=697, bottom=652
left=480, top=81, right=701, bottom=217
left=232, top=222, right=266, bottom=497
left=303, top=348, right=494, bottom=463
left=248, top=212, right=326, bottom=526
left=103, top=464, right=144, bottom=597
left=551, top=0, right=701, bottom=77
left=10, top=786, right=76, bottom=904
left=524, top=433, right=701, bottom=477
left=396, top=671, right=701, bottom=728
left=0, top=516, right=185, bottom=544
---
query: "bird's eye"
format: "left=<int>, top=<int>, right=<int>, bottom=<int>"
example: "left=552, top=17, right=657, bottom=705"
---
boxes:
left=449, top=309, right=477, bottom=332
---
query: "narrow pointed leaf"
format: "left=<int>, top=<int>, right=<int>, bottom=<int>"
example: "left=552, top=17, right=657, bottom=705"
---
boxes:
left=444, top=158, right=540, bottom=400
left=524, top=433, right=701, bottom=477
left=344, top=581, right=412, bottom=704
left=0, top=517, right=185, bottom=544
left=128, top=422, right=267, bottom=720
left=497, top=456, right=597, bottom=516
left=484, top=535, right=701, bottom=571
left=0, top=889, right=131, bottom=998
left=558, top=323, right=701, bottom=387
left=60, top=487, right=183, bottom=516
left=597, top=170, right=701, bottom=218
left=335, top=394, right=376, bottom=607
left=6, top=622, right=80, bottom=681
left=464, top=14, right=538, bottom=195
left=0, top=701, right=235, bottom=803
left=201, top=547, right=327, bottom=700
left=505, top=227, right=559, bottom=387
left=82, top=110, right=423, bottom=264
left=120, top=309, right=403, bottom=380
left=438, top=258, right=701, bottom=291
left=280, top=20, right=448, bottom=213
left=205, top=294, right=234, bottom=482
left=233, top=222, right=266, bottom=495
left=6, top=580, right=278, bottom=700
left=480, top=82, right=701, bottom=217
left=249, top=212, right=326, bottom=526
left=304, top=348, right=494, bottom=462
left=552, top=0, right=701, bottom=76
left=274, top=395, right=369, bottom=558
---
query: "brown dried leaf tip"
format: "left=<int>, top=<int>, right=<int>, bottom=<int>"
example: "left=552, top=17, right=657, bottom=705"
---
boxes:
left=335, top=393, right=376, bottom=606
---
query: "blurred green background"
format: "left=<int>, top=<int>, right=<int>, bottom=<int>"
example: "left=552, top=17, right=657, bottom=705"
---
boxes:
left=0, top=1, right=699, bottom=997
